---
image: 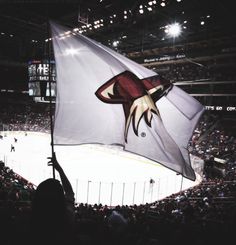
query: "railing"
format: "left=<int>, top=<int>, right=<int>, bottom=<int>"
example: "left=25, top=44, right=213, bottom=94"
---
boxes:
left=69, top=175, right=199, bottom=206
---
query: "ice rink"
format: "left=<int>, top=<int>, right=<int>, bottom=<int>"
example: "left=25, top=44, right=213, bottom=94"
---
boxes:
left=0, top=131, right=201, bottom=206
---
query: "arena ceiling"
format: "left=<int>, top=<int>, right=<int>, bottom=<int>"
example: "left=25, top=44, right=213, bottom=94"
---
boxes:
left=0, top=0, right=235, bottom=60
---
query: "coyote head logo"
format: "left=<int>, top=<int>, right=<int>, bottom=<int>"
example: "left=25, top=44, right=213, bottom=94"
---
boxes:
left=95, top=71, right=172, bottom=142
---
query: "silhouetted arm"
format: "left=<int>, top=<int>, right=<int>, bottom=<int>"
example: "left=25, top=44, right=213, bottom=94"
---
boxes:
left=48, top=152, right=75, bottom=203
left=48, top=152, right=76, bottom=227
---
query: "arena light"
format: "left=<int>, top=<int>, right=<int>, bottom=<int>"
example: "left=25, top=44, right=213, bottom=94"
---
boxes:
left=166, top=23, right=182, bottom=38
left=160, top=2, right=166, bottom=7
left=139, top=9, right=144, bottom=14
left=112, top=40, right=119, bottom=47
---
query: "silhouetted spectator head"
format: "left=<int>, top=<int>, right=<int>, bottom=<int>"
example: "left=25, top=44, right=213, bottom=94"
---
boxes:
left=30, top=178, right=68, bottom=245
left=33, top=178, right=65, bottom=207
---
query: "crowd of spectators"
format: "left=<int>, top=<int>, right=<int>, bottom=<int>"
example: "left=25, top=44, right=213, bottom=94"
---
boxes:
left=0, top=161, right=35, bottom=202
left=189, top=113, right=236, bottom=159
left=149, top=56, right=236, bottom=82
left=188, top=112, right=236, bottom=180
left=0, top=160, right=35, bottom=245
left=0, top=102, right=51, bottom=133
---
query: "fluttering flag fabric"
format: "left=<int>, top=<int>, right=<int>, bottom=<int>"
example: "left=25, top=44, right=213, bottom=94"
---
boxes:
left=50, top=21, right=205, bottom=181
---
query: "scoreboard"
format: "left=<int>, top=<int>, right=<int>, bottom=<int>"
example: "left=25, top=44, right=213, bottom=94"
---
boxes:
left=28, top=60, right=56, bottom=98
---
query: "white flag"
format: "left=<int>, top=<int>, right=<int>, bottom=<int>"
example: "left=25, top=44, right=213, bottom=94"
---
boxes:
left=50, top=21, right=205, bottom=181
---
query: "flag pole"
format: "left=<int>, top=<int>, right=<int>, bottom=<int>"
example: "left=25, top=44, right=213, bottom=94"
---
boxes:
left=47, top=20, right=56, bottom=179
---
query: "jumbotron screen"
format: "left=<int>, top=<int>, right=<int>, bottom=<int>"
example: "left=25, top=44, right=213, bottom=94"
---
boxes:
left=28, top=60, right=56, bottom=97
